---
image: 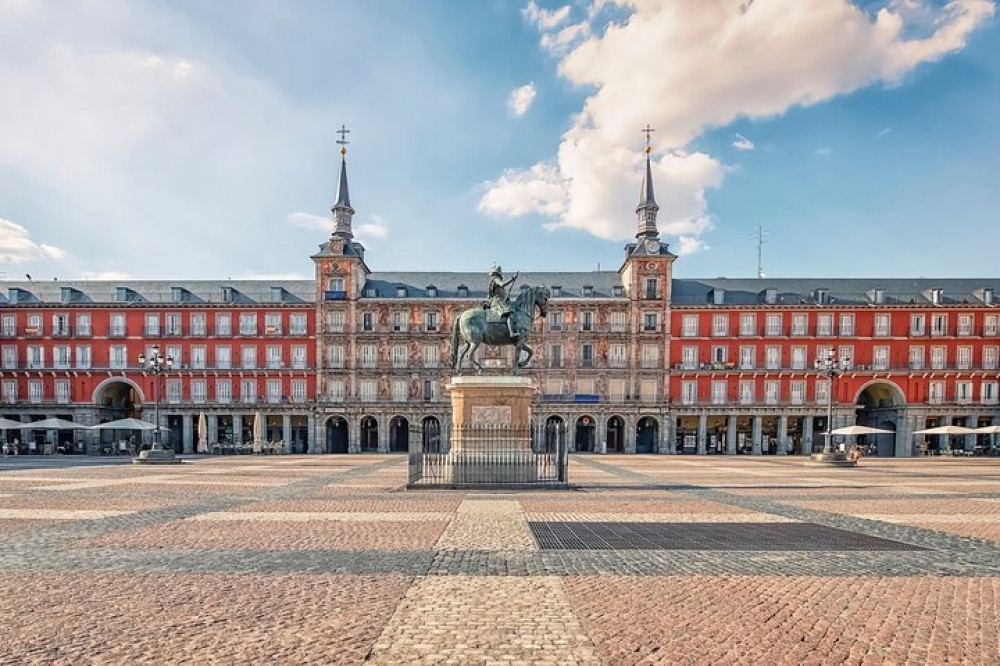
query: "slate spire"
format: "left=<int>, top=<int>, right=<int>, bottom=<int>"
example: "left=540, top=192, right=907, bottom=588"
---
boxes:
left=636, top=124, right=660, bottom=240
left=331, top=124, right=354, bottom=239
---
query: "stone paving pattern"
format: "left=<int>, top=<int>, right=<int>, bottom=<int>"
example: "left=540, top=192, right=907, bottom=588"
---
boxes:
left=1, top=454, right=999, bottom=664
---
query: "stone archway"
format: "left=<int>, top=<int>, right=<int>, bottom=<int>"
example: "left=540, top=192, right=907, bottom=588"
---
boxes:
left=636, top=416, right=658, bottom=454
left=92, top=378, right=143, bottom=417
left=574, top=415, right=596, bottom=452
left=421, top=416, right=442, bottom=453
left=360, top=416, right=379, bottom=452
left=325, top=416, right=349, bottom=454
left=543, top=416, right=565, bottom=453
left=389, top=416, right=409, bottom=453
left=606, top=416, right=625, bottom=453
left=854, top=380, right=906, bottom=457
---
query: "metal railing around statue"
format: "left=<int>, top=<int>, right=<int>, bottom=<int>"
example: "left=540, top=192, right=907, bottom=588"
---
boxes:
left=408, top=422, right=569, bottom=488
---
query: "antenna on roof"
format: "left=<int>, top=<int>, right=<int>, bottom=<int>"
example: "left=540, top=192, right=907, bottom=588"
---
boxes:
left=751, top=225, right=770, bottom=278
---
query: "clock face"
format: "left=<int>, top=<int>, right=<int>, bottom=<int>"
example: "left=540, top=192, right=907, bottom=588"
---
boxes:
left=645, top=239, right=659, bottom=253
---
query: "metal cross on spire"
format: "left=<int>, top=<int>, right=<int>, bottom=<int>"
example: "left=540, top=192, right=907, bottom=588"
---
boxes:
left=641, top=123, right=655, bottom=153
left=336, top=124, right=351, bottom=146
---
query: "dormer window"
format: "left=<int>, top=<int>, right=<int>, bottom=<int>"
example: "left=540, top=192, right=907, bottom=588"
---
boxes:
left=221, top=287, right=234, bottom=303
left=364, top=287, right=377, bottom=298
left=270, top=287, right=285, bottom=303
left=764, top=288, right=777, bottom=305
left=711, top=289, right=725, bottom=305
left=930, top=289, right=943, bottom=305
left=552, top=286, right=562, bottom=297
left=814, top=288, right=829, bottom=305
left=457, top=284, right=469, bottom=298
left=984, top=288, right=995, bottom=305
left=115, top=287, right=129, bottom=303
left=172, top=287, right=185, bottom=303
left=873, top=288, right=885, bottom=304
left=396, top=286, right=408, bottom=298
left=612, top=286, right=623, bottom=298
left=426, top=285, right=437, bottom=298
left=583, top=285, right=593, bottom=298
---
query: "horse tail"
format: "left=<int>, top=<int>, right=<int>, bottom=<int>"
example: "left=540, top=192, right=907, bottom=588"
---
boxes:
left=450, top=314, right=461, bottom=368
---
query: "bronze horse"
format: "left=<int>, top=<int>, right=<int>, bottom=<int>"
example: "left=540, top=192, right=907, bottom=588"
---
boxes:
left=451, top=285, right=550, bottom=375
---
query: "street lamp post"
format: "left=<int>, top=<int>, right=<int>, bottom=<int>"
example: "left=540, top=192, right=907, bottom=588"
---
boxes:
left=812, top=349, right=852, bottom=464
left=134, top=345, right=180, bottom=465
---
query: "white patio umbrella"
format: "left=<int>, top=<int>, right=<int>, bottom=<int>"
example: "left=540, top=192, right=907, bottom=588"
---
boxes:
left=912, top=425, right=976, bottom=435
left=830, top=425, right=895, bottom=436
left=91, top=418, right=166, bottom=431
left=973, top=425, right=1000, bottom=434
left=253, top=411, right=263, bottom=452
left=0, top=417, right=24, bottom=430
left=197, top=412, right=208, bottom=453
left=17, top=418, right=91, bottom=430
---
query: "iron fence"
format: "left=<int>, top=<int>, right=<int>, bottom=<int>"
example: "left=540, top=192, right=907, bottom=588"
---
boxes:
left=408, top=422, right=568, bottom=488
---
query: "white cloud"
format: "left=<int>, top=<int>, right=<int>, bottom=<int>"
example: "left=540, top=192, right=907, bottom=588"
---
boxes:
left=485, top=0, right=993, bottom=245
left=287, top=210, right=387, bottom=243
left=733, top=133, right=755, bottom=151
left=815, top=147, right=833, bottom=156
left=876, top=127, right=893, bottom=139
left=521, top=1, right=572, bottom=30
left=78, top=270, right=132, bottom=281
left=0, top=218, right=65, bottom=263
left=286, top=211, right=331, bottom=232
left=508, top=83, right=537, bottom=117
left=355, top=215, right=389, bottom=242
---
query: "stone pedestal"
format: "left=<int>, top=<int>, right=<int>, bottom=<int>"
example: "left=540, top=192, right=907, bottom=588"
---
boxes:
left=805, top=452, right=856, bottom=468
left=445, top=376, right=537, bottom=485
left=133, top=448, right=182, bottom=465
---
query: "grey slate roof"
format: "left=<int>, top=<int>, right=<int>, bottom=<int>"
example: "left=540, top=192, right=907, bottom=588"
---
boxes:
left=334, top=155, right=352, bottom=210
left=672, top=278, right=1000, bottom=306
left=363, top=271, right=623, bottom=299
left=0, top=281, right=315, bottom=305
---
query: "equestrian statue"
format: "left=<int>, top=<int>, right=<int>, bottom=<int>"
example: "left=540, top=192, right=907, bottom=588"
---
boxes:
left=451, top=266, right=550, bottom=375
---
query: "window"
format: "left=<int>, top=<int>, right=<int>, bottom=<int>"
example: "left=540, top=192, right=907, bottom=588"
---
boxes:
left=423, top=345, right=439, bottom=368
left=166, top=379, right=182, bottom=404
left=582, top=285, right=593, bottom=298
left=2, top=379, right=16, bottom=404
left=958, top=314, right=973, bottom=337
left=289, top=313, right=307, bottom=335
left=645, top=277, right=658, bottom=299
left=839, top=314, right=855, bottom=337
left=241, top=345, right=257, bottom=369
left=423, top=379, right=439, bottom=401
left=931, top=314, right=948, bottom=337
left=928, top=381, right=944, bottom=405
left=712, top=346, right=728, bottom=365
left=873, top=346, right=889, bottom=370
left=739, top=380, right=754, bottom=405
left=580, top=344, right=594, bottom=367
left=549, top=311, right=564, bottom=331
left=909, top=346, right=924, bottom=370
left=610, top=312, right=627, bottom=332
left=75, top=313, right=91, bottom=336
left=1, top=315, right=15, bottom=337
left=144, top=313, right=160, bottom=336
left=53, top=346, right=71, bottom=369
left=765, top=314, right=782, bottom=336
left=640, top=379, right=659, bottom=403
left=643, top=313, right=658, bottom=332
left=360, top=344, right=377, bottom=368
left=110, top=313, right=126, bottom=337
left=790, top=346, right=807, bottom=370
left=266, top=345, right=283, bottom=369
left=838, top=346, right=854, bottom=369
left=608, top=378, right=626, bottom=403
left=641, top=345, right=659, bottom=369
left=240, top=379, right=257, bottom=403
left=874, top=314, right=891, bottom=337
left=327, top=277, right=345, bottom=293
left=764, top=346, right=781, bottom=370
left=930, top=347, right=946, bottom=370
left=764, top=380, right=780, bottom=405
left=28, top=379, right=43, bottom=404
left=711, top=380, right=727, bottom=405
left=265, top=313, right=282, bottom=335
left=166, top=345, right=182, bottom=368
left=216, top=313, right=232, bottom=336
left=266, top=379, right=282, bottom=403
left=327, top=311, right=345, bottom=333
left=291, top=380, right=307, bottom=403
left=75, top=345, right=91, bottom=370
left=392, top=380, right=407, bottom=402
left=681, top=346, right=698, bottom=370
left=330, top=344, right=349, bottom=369
left=956, top=381, right=973, bottom=404
left=191, top=346, right=206, bottom=370
left=109, top=346, right=126, bottom=370
left=581, top=311, right=594, bottom=332
left=984, top=347, right=998, bottom=370
left=291, top=345, right=307, bottom=370
left=576, top=378, right=596, bottom=395
left=424, top=312, right=439, bottom=332
left=609, top=344, right=627, bottom=368
left=790, top=381, right=805, bottom=405
left=739, top=313, right=756, bottom=336
left=52, top=314, right=70, bottom=336
left=26, top=314, right=42, bottom=336
left=791, top=314, right=807, bottom=336
left=1, top=346, right=15, bottom=369
left=981, top=381, right=998, bottom=405
left=55, top=380, right=70, bottom=404
left=396, top=286, right=407, bottom=298
left=190, top=313, right=206, bottom=336
left=548, top=344, right=563, bottom=368
left=392, top=311, right=407, bottom=332
left=26, top=346, right=43, bottom=369
left=359, top=379, right=377, bottom=402
left=985, top=315, right=999, bottom=337
left=739, top=346, right=756, bottom=370
left=327, top=379, right=345, bottom=402
left=239, top=313, right=257, bottom=335
left=216, top=346, right=231, bottom=369
left=682, top=315, right=699, bottom=337
left=817, top=314, right=833, bottom=337
left=956, top=346, right=972, bottom=370
left=165, top=313, right=182, bottom=336
left=392, top=344, right=408, bottom=368
left=191, top=379, right=207, bottom=404
left=216, top=379, right=232, bottom=404
left=712, top=314, right=729, bottom=337
left=681, top=381, right=697, bottom=405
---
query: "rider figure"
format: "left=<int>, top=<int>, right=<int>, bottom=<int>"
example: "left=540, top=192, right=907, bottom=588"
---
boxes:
left=487, top=265, right=519, bottom=337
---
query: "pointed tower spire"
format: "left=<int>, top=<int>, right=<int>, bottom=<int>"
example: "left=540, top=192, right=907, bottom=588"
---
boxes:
left=332, top=124, right=355, bottom=239
left=636, top=124, right=660, bottom=240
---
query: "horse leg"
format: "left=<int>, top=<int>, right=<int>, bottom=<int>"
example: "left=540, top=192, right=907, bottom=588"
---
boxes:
left=469, top=342, right=484, bottom=375
left=517, top=343, right=533, bottom=369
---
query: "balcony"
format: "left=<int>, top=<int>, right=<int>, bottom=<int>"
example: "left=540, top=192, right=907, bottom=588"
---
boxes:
left=265, top=326, right=283, bottom=336
left=164, top=327, right=184, bottom=337
left=52, top=327, right=72, bottom=338
left=24, top=326, right=43, bottom=337
left=144, top=328, right=161, bottom=337
left=324, top=290, right=346, bottom=301
left=109, top=328, right=127, bottom=338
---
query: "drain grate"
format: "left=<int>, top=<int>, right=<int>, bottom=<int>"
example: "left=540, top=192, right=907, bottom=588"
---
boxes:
left=529, top=522, right=925, bottom=551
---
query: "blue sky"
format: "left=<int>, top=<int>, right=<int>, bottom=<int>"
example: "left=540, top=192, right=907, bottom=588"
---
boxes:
left=0, top=0, right=997, bottom=281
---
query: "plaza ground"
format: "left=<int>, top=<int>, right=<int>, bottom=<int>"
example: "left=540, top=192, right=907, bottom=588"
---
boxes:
left=1, top=455, right=998, bottom=665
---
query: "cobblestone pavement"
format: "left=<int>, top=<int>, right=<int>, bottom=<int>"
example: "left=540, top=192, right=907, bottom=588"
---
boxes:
left=1, top=454, right=999, bottom=664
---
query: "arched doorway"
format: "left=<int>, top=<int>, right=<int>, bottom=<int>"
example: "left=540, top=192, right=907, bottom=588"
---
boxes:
left=636, top=416, right=658, bottom=453
left=855, top=381, right=906, bottom=457
left=93, top=379, right=143, bottom=450
left=574, top=416, right=595, bottom=452
left=421, top=416, right=442, bottom=452
left=543, top=416, right=564, bottom=453
left=606, top=416, right=625, bottom=453
left=360, top=416, right=379, bottom=452
left=326, top=417, right=349, bottom=454
left=389, top=416, right=409, bottom=453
